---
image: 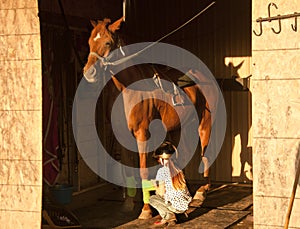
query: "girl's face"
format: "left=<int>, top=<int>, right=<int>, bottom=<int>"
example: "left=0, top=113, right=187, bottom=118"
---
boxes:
left=159, top=158, right=169, bottom=166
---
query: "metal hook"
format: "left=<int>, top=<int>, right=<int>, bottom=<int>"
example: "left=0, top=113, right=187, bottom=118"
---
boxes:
left=268, top=3, right=281, bottom=34
left=253, top=19, right=263, bottom=36
left=268, top=2, right=278, bottom=18
left=271, top=16, right=281, bottom=34
left=291, top=13, right=297, bottom=31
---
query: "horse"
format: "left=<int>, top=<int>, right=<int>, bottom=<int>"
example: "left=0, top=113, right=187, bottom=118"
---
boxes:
left=83, top=17, right=213, bottom=219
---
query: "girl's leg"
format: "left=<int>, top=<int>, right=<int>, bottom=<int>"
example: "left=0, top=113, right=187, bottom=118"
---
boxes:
left=149, top=195, right=175, bottom=220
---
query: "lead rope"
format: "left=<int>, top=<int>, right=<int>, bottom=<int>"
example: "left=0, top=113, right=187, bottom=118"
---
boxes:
left=101, top=1, right=216, bottom=67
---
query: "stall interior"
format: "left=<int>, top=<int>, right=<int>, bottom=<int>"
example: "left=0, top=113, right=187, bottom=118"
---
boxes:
left=39, top=0, right=252, bottom=197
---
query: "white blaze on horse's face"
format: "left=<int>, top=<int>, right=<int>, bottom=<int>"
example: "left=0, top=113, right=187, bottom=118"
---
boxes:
left=90, top=30, right=113, bottom=58
left=93, top=32, right=101, bottom=41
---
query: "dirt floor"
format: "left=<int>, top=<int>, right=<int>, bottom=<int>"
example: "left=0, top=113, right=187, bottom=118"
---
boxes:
left=42, top=183, right=253, bottom=228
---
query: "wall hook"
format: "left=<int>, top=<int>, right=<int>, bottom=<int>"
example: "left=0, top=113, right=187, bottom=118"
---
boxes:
left=271, top=17, right=282, bottom=34
left=268, top=2, right=278, bottom=18
left=291, top=13, right=298, bottom=31
left=253, top=18, right=263, bottom=36
left=253, top=3, right=300, bottom=36
left=268, top=3, right=281, bottom=34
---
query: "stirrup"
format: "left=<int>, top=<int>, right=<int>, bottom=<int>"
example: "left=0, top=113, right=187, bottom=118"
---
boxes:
left=171, top=83, right=184, bottom=106
left=171, top=95, right=184, bottom=106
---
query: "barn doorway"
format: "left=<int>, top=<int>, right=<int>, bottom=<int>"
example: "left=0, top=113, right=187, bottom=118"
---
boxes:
left=39, top=0, right=252, bottom=227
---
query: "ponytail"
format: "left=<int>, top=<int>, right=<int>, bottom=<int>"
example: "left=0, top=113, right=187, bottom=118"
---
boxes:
left=168, top=159, right=186, bottom=190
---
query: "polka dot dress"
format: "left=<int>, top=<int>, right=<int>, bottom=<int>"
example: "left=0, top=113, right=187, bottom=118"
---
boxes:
left=156, top=166, right=192, bottom=211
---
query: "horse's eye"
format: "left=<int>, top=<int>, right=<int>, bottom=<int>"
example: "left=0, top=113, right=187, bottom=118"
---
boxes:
left=105, top=41, right=111, bottom=46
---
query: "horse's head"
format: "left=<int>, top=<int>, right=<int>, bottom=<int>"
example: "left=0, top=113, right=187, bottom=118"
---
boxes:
left=83, top=17, right=124, bottom=82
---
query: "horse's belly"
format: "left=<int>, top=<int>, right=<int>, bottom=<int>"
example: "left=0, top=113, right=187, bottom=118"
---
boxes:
left=161, top=103, right=197, bottom=131
left=122, top=89, right=199, bottom=132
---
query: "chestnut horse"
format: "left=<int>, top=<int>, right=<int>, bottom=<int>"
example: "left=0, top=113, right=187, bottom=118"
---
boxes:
left=83, top=17, right=212, bottom=219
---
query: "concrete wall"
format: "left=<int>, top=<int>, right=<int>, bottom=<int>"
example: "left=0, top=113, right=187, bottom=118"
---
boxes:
left=252, top=0, right=300, bottom=228
left=0, top=0, right=42, bottom=228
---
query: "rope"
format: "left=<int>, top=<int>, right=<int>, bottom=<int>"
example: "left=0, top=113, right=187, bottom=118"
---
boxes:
left=103, top=1, right=216, bottom=66
left=151, top=1, right=216, bottom=45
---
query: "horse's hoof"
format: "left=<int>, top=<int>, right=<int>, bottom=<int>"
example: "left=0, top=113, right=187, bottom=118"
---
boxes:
left=121, top=197, right=135, bottom=212
left=138, top=209, right=152, bottom=219
left=189, top=198, right=204, bottom=207
left=189, top=186, right=208, bottom=207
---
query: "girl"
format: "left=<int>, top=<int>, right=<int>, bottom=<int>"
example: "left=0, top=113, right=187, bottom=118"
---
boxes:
left=149, top=141, right=192, bottom=226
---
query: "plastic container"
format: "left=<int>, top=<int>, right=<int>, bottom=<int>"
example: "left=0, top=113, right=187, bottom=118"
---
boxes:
left=50, top=184, right=73, bottom=205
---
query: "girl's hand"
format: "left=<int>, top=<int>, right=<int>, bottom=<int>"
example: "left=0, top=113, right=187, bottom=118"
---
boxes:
left=156, top=181, right=165, bottom=197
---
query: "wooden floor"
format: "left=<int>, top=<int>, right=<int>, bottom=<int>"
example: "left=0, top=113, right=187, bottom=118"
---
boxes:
left=116, top=184, right=253, bottom=229
left=43, top=183, right=253, bottom=229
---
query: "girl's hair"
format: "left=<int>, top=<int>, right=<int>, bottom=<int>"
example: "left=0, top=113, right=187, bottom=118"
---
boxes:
left=168, top=159, right=186, bottom=190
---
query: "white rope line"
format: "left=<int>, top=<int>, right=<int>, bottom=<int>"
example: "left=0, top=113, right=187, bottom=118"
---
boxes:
left=100, top=1, right=216, bottom=66
left=151, top=1, right=216, bottom=46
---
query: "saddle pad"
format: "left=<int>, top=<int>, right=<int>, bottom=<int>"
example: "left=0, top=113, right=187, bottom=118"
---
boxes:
left=177, top=74, right=196, bottom=88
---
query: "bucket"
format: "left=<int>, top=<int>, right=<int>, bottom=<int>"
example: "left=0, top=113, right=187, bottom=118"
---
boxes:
left=50, top=184, right=73, bottom=205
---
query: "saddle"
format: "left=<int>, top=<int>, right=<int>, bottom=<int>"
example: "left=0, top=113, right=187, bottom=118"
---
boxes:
left=152, top=65, right=195, bottom=88
left=151, top=65, right=195, bottom=106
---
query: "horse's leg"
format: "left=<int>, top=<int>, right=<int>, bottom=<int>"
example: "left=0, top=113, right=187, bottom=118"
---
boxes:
left=199, top=102, right=212, bottom=188
left=134, top=128, right=155, bottom=219
left=120, top=147, right=137, bottom=212
left=191, top=101, right=212, bottom=207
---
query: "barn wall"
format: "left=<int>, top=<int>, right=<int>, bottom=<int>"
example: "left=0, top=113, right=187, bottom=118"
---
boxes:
left=0, top=0, right=42, bottom=228
left=252, top=0, right=300, bottom=228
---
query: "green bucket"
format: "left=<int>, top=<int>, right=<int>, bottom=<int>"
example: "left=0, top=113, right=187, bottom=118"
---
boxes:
left=50, top=184, right=73, bottom=205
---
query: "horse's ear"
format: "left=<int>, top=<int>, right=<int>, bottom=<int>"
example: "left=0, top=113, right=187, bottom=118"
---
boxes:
left=108, top=17, right=124, bottom=32
left=90, top=20, right=98, bottom=28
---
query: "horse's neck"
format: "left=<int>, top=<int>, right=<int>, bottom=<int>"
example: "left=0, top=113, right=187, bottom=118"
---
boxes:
left=111, top=64, right=154, bottom=91
left=111, top=75, right=125, bottom=91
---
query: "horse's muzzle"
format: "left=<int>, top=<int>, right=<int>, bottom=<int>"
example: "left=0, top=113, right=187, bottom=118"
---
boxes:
left=84, top=65, right=97, bottom=83
left=83, top=60, right=104, bottom=83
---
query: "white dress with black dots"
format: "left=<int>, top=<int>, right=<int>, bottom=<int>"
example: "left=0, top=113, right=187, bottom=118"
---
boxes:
left=156, top=166, right=192, bottom=212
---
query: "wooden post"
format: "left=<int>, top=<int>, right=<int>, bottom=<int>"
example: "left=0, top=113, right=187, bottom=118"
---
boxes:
left=284, top=147, right=300, bottom=229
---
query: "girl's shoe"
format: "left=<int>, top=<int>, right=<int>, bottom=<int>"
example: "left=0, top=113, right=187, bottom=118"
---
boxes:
left=154, top=215, right=176, bottom=227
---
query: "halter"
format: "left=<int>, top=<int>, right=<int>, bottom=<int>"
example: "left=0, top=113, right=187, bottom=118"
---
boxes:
left=89, top=51, right=112, bottom=68
left=85, top=45, right=128, bottom=84
left=88, top=42, right=128, bottom=68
